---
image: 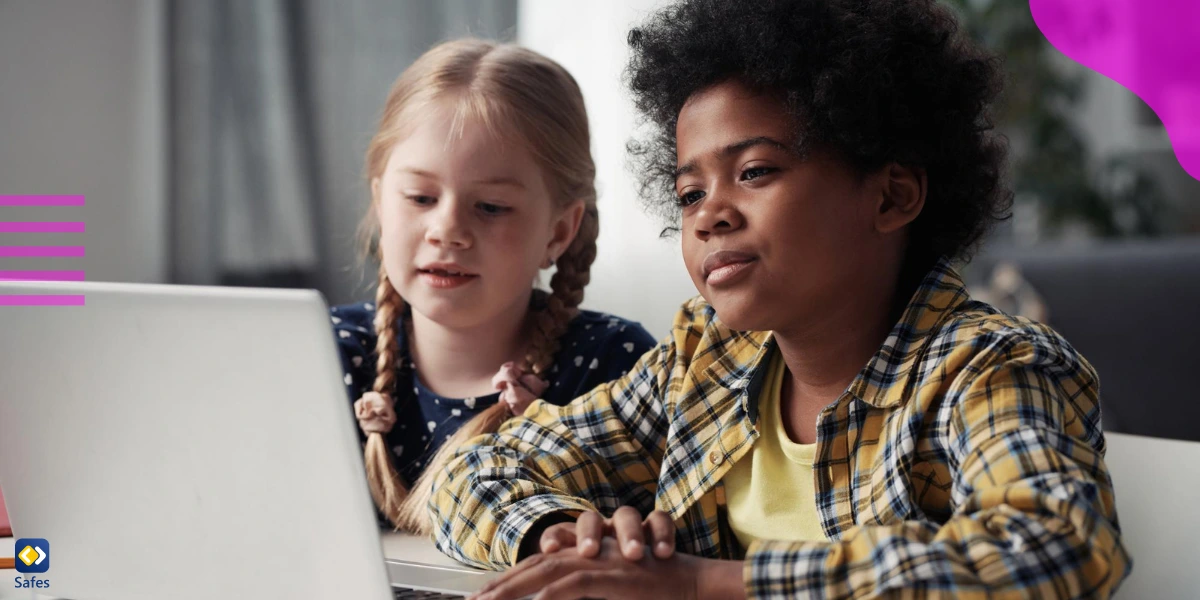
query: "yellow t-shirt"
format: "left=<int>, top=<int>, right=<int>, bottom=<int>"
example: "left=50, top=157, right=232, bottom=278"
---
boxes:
left=724, top=351, right=826, bottom=548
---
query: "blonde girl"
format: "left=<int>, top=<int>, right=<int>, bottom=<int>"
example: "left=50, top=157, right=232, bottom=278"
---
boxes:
left=331, top=39, right=656, bottom=534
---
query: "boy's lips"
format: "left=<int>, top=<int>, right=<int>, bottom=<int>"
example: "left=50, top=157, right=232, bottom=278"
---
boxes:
left=701, top=250, right=757, bottom=283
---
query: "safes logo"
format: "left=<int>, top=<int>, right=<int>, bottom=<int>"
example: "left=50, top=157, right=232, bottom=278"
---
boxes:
left=14, top=539, right=48, bottom=573
left=13, top=538, right=51, bottom=591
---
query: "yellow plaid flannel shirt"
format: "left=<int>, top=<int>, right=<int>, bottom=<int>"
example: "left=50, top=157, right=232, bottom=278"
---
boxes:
left=430, top=259, right=1132, bottom=599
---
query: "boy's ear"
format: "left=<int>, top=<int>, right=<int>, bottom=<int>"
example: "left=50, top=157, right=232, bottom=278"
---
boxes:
left=549, top=199, right=587, bottom=257
left=874, top=163, right=926, bottom=234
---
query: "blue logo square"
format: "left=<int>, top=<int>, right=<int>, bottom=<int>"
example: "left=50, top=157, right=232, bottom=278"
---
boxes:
left=14, top=538, right=50, bottom=573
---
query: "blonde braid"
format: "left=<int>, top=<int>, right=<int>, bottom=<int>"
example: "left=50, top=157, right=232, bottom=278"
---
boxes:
left=523, top=206, right=598, bottom=376
left=363, top=266, right=410, bottom=529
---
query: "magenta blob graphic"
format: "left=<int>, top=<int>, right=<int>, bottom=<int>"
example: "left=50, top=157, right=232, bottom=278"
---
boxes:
left=1029, top=0, right=1200, bottom=181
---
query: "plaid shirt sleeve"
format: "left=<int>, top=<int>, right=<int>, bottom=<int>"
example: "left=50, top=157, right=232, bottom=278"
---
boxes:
left=428, top=306, right=693, bottom=569
left=743, top=328, right=1131, bottom=600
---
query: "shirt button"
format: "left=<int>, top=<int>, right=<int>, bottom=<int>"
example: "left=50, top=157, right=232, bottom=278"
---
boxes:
left=709, top=451, right=723, bottom=465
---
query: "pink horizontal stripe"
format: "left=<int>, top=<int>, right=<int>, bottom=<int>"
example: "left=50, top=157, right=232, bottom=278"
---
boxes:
left=0, top=270, right=86, bottom=281
left=0, top=295, right=85, bottom=306
left=0, top=222, right=86, bottom=233
left=0, top=246, right=85, bottom=257
left=0, top=195, right=85, bottom=206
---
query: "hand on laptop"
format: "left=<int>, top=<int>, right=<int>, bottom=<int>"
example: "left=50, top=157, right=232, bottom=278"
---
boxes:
left=472, top=507, right=748, bottom=599
left=539, top=506, right=676, bottom=561
left=469, top=535, right=741, bottom=600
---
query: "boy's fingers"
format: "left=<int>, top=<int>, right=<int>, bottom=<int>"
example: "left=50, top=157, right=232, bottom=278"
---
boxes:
left=539, top=522, right=577, bottom=554
left=574, top=511, right=604, bottom=557
left=643, top=510, right=676, bottom=559
left=610, top=506, right=646, bottom=560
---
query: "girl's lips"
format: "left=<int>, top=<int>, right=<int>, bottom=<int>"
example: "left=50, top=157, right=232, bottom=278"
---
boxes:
left=418, top=262, right=477, bottom=277
left=417, top=268, right=478, bottom=289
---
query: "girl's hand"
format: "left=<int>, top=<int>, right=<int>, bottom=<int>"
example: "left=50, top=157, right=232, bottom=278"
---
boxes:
left=353, top=391, right=396, bottom=434
left=469, top=537, right=745, bottom=600
left=539, top=507, right=677, bottom=561
left=492, top=361, right=549, bottom=415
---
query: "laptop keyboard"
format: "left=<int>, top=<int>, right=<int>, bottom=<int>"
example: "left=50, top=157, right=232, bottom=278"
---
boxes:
left=392, top=587, right=467, bottom=599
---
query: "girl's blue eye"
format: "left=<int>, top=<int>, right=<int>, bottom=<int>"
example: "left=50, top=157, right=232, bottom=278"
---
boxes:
left=676, top=190, right=705, bottom=207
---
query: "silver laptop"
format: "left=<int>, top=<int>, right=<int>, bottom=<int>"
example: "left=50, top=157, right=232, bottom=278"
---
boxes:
left=0, top=280, right=497, bottom=599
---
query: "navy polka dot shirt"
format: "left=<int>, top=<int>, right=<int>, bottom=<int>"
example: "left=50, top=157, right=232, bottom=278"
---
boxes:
left=331, top=298, right=657, bottom=484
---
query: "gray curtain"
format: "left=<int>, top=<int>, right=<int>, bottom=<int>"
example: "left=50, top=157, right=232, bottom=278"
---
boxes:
left=168, top=0, right=517, bottom=302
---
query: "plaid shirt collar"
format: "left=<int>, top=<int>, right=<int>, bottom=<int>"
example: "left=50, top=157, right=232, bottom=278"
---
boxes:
left=655, top=257, right=970, bottom=521
left=717, top=256, right=970, bottom=424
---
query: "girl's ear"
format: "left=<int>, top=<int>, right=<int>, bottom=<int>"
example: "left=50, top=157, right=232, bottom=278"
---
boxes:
left=547, top=199, right=587, bottom=259
left=874, top=163, right=926, bottom=235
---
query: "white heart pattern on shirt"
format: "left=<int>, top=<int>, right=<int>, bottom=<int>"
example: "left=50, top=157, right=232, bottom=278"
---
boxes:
left=338, top=330, right=351, bottom=339
left=392, top=445, right=404, bottom=456
left=589, top=358, right=599, bottom=369
left=351, top=356, right=363, bottom=367
left=427, top=421, right=437, bottom=432
left=464, top=397, right=476, bottom=409
left=451, top=408, right=462, bottom=417
left=344, top=373, right=353, bottom=385
left=574, top=356, right=583, bottom=367
left=331, top=316, right=342, bottom=324
left=623, top=343, right=635, bottom=353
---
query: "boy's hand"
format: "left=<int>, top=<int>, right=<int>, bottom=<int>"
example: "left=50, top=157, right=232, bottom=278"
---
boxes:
left=470, top=537, right=745, bottom=600
left=538, top=506, right=676, bottom=560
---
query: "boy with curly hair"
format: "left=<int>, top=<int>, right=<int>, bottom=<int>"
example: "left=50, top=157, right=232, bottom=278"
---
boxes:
left=432, top=1, right=1132, bottom=598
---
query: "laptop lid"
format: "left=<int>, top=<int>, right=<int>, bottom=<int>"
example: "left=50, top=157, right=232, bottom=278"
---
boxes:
left=0, top=280, right=394, bottom=600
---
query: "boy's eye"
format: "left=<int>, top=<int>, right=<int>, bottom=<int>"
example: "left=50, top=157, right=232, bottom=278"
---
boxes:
left=741, top=167, right=776, bottom=181
left=477, top=202, right=511, bottom=215
left=676, top=190, right=706, bottom=207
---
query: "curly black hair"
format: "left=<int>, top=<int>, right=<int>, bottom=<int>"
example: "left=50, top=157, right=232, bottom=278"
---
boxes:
left=625, top=0, right=1012, bottom=268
